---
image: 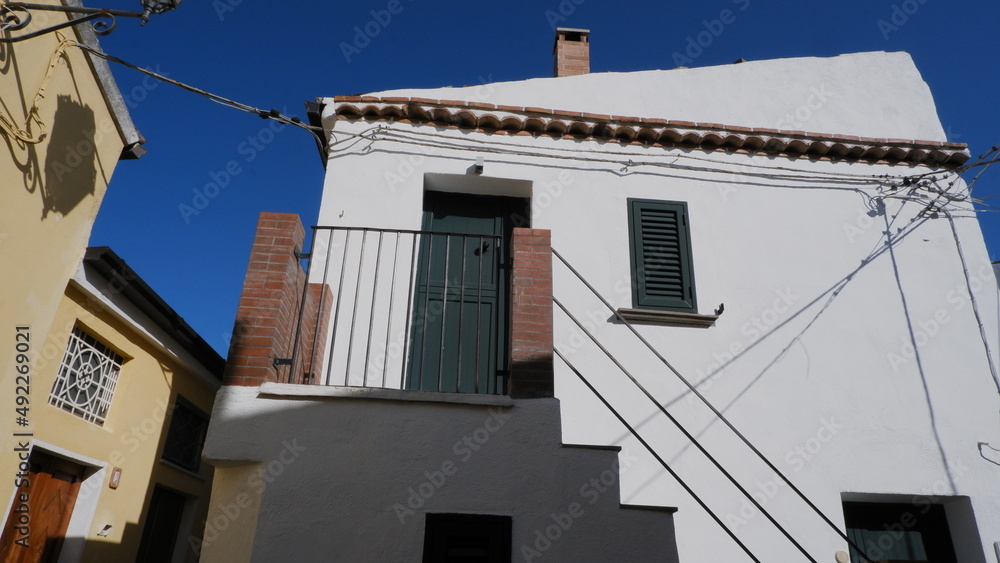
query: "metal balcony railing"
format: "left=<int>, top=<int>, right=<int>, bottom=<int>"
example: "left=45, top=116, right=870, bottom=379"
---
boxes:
left=301, top=227, right=507, bottom=394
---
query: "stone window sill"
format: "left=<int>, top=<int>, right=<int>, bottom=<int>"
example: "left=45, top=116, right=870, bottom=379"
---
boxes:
left=616, top=308, right=718, bottom=328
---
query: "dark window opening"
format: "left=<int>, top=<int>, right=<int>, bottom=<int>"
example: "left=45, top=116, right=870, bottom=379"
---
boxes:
left=162, top=398, right=209, bottom=472
left=844, top=501, right=958, bottom=563
left=423, top=513, right=511, bottom=563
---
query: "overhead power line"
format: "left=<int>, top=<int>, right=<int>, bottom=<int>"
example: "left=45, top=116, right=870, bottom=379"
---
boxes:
left=72, top=41, right=328, bottom=148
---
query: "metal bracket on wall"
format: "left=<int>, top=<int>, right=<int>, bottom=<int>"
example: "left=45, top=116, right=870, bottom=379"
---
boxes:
left=0, top=1, right=181, bottom=43
left=272, top=356, right=293, bottom=369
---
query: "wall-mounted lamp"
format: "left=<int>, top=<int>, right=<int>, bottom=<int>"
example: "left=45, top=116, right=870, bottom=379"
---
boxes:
left=0, top=0, right=183, bottom=43
left=474, top=156, right=484, bottom=175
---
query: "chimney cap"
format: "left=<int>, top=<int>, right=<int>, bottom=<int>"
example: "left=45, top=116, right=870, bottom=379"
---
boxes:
left=553, top=28, right=590, bottom=55
left=554, top=27, right=590, bottom=46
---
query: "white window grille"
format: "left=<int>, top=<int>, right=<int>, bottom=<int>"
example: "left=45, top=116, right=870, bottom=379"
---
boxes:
left=49, top=326, right=124, bottom=425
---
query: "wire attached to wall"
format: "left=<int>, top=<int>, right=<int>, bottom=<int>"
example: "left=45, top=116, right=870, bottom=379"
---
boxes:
left=0, top=33, right=76, bottom=145
left=71, top=42, right=331, bottom=153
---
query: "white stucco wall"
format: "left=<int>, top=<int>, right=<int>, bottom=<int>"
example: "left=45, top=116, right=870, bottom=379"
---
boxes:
left=304, top=51, right=1000, bottom=562
left=369, top=51, right=946, bottom=141
left=202, top=386, right=678, bottom=562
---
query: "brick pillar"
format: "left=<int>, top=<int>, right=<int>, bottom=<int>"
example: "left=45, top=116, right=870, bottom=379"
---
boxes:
left=224, top=213, right=309, bottom=387
left=509, top=228, right=554, bottom=398
left=553, top=28, right=590, bottom=78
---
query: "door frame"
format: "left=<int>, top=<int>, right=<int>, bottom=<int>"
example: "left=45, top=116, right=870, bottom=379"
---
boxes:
left=0, top=441, right=105, bottom=563
left=405, top=190, right=530, bottom=394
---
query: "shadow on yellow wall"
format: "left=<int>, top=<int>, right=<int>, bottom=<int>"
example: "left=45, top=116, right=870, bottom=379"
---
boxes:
left=42, top=95, right=97, bottom=219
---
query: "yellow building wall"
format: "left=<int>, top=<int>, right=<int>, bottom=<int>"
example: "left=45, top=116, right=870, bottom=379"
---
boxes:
left=3, top=283, right=218, bottom=562
left=1, top=0, right=135, bottom=488
left=197, top=463, right=263, bottom=563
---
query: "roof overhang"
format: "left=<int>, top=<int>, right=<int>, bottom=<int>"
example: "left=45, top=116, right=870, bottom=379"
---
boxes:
left=330, top=95, right=970, bottom=168
left=65, top=0, right=145, bottom=160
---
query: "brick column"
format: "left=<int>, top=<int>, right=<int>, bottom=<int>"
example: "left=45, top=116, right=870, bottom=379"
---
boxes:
left=553, top=28, right=590, bottom=78
left=509, top=228, right=554, bottom=398
left=224, top=213, right=310, bottom=387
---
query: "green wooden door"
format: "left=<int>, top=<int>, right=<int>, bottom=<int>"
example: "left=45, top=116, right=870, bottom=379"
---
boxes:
left=406, top=192, right=528, bottom=394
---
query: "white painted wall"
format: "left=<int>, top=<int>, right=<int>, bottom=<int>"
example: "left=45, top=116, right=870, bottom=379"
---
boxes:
left=304, top=51, right=1000, bottom=562
left=202, top=385, right=678, bottom=562
left=369, top=51, right=946, bottom=142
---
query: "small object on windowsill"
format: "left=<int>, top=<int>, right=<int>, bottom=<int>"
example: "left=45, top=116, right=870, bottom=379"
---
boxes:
left=714, top=303, right=724, bottom=316
left=616, top=308, right=719, bottom=328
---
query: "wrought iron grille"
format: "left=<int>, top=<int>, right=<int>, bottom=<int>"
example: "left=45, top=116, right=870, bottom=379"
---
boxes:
left=49, top=326, right=123, bottom=425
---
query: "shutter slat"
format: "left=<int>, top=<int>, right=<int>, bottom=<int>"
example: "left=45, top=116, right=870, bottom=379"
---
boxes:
left=629, top=199, right=695, bottom=312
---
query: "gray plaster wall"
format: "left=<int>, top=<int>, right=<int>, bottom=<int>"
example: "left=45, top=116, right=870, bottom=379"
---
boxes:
left=203, top=385, right=678, bottom=562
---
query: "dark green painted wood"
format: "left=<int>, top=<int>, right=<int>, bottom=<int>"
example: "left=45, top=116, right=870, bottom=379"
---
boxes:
left=628, top=199, right=697, bottom=312
left=406, top=192, right=529, bottom=394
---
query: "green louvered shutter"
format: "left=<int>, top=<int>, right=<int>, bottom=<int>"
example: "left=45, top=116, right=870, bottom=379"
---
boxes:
left=628, top=199, right=697, bottom=312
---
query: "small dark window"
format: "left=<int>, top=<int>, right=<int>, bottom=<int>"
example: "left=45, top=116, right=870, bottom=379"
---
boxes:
left=843, top=501, right=958, bottom=563
left=628, top=199, right=697, bottom=312
left=422, top=514, right=511, bottom=563
left=162, top=398, right=208, bottom=472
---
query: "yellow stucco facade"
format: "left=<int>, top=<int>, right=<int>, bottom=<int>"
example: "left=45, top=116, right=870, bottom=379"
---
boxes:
left=1, top=251, right=223, bottom=562
left=1, top=0, right=142, bottom=490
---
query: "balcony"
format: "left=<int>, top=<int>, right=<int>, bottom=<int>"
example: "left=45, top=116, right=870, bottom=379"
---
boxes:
left=223, top=213, right=553, bottom=399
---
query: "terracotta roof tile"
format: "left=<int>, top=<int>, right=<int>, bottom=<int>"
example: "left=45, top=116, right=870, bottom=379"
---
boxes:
left=330, top=97, right=970, bottom=168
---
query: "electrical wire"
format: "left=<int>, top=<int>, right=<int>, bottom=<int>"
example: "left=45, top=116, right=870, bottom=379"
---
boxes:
left=334, top=118, right=962, bottom=183
left=0, top=33, right=75, bottom=145
left=368, top=125, right=928, bottom=184
left=360, top=128, right=876, bottom=187
left=71, top=42, right=331, bottom=152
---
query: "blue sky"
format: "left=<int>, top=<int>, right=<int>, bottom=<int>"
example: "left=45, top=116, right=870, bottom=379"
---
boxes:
left=87, top=0, right=1000, bottom=356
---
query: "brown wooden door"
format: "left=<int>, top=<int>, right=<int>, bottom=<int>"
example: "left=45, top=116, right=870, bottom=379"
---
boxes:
left=0, top=451, right=85, bottom=563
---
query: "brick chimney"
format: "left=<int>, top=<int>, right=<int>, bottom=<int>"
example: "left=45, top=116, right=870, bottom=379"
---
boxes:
left=553, top=28, right=590, bottom=78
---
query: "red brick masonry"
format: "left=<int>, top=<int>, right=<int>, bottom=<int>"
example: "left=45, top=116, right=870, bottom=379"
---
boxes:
left=225, top=216, right=556, bottom=396
left=224, top=213, right=329, bottom=386
left=554, top=29, right=590, bottom=78
left=509, top=228, right=555, bottom=399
